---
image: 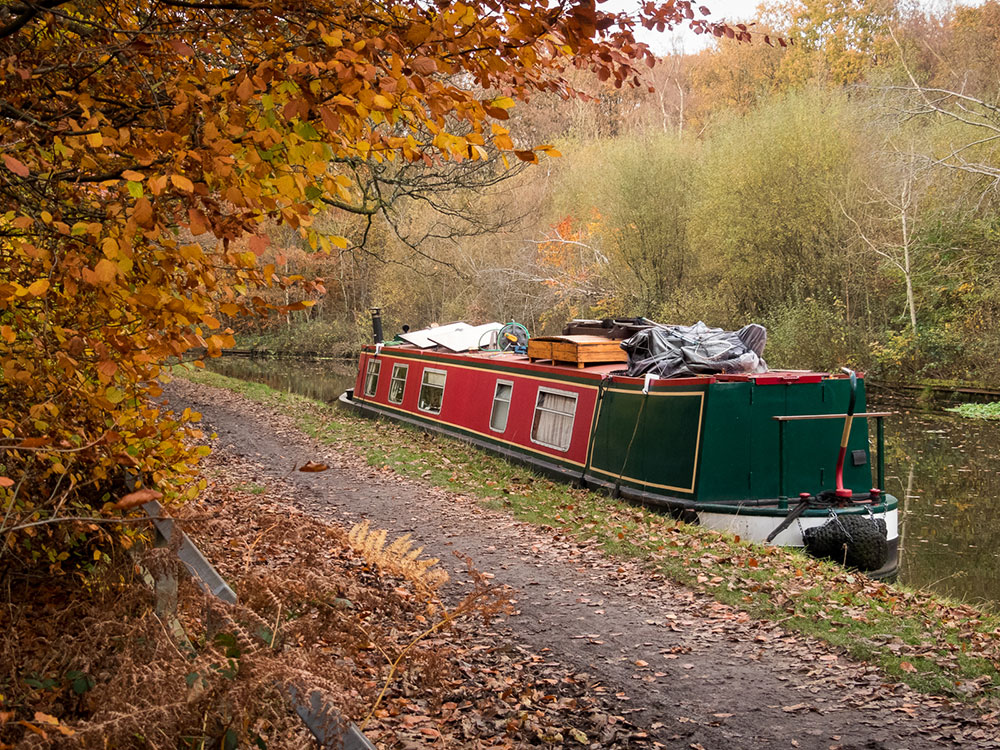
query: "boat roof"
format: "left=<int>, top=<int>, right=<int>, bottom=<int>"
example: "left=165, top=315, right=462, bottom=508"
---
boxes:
left=364, top=341, right=842, bottom=385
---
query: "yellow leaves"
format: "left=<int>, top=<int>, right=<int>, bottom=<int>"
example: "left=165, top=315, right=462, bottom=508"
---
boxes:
left=27, top=712, right=74, bottom=738
left=405, top=23, right=432, bottom=45
left=94, top=258, right=118, bottom=285
left=170, top=174, right=195, bottom=192
left=275, top=173, right=297, bottom=197
left=0, top=0, right=692, bottom=581
left=179, top=244, right=205, bottom=261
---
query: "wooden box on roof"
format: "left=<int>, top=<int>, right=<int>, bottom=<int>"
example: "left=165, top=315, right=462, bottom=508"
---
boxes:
left=528, top=335, right=627, bottom=368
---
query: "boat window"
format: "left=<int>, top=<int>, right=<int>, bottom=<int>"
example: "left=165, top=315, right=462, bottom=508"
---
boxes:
left=418, top=368, right=446, bottom=414
left=490, top=380, right=514, bottom=432
left=530, top=387, right=578, bottom=451
left=364, top=358, right=381, bottom=397
left=388, top=363, right=408, bottom=404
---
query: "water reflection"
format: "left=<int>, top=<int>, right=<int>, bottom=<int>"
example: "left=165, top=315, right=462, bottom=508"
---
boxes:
left=205, top=357, right=357, bottom=404
left=205, top=357, right=1000, bottom=605
left=880, top=407, right=1000, bottom=606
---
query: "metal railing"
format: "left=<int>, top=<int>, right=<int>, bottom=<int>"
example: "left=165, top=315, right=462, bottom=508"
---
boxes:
left=141, top=499, right=375, bottom=749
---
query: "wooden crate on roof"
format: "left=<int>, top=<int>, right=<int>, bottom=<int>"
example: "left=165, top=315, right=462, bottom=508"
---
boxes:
left=528, top=335, right=627, bottom=368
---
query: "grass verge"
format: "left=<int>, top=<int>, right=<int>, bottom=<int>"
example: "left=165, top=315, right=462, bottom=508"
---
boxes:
left=947, top=403, right=1000, bottom=420
left=175, top=365, right=1000, bottom=707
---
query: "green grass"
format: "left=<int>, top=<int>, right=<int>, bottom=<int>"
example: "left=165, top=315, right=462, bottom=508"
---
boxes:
left=174, top=365, right=1000, bottom=705
left=232, top=482, right=267, bottom=495
left=946, top=402, right=1000, bottom=420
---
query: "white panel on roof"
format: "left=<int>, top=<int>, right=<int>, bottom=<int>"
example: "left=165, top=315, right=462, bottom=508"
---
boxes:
left=399, top=322, right=466, bottom=349
left=428, top=322, right=503, bottom=352
left=398, top=321, right=503, bottom=351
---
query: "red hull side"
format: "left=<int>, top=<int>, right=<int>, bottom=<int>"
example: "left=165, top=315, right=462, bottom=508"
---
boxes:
left=355, top=349, right=599, bottom=467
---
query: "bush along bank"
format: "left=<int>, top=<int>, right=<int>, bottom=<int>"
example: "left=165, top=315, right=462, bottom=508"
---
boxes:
left=176, top=366, right=1000, bottom=708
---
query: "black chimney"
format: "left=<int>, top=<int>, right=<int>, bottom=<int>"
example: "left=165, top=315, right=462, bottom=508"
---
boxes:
left=370, top=307, right=384, bottom=344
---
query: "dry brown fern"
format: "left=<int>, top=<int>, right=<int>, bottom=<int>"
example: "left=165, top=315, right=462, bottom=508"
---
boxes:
left=347, top=520, right=448, bottom=595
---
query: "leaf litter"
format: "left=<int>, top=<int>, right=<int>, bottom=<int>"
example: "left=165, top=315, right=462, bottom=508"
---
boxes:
left=166, top=373, right=1000, bottom=748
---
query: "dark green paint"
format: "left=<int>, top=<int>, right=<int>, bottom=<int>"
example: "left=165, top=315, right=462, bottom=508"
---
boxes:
left=592, top=379, right=877, bottom=503
left=589, top=388, right=704, bottom=497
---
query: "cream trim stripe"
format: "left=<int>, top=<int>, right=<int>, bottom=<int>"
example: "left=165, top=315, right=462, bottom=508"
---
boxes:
left=356, top=396, right=587, bottom=468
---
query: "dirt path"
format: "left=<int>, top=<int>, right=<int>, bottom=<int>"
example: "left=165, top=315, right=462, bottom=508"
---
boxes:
left=168, top=378, right=999, bottom=750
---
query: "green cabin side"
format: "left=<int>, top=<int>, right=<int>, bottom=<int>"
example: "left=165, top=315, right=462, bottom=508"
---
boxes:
left=588, top=378, right=873, bottom=503
left=587, top=382, right=708, bottom=498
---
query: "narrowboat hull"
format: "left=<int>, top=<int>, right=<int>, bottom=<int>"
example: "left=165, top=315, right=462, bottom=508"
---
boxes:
left=341, top=343, right=899, bottom=578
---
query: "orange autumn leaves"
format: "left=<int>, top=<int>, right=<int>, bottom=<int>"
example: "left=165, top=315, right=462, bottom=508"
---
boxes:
left=0, top=0, right=733, bottom=568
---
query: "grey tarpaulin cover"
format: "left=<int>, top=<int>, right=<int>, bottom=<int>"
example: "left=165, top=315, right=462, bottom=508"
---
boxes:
left=619, top=321, right=768, bottom=378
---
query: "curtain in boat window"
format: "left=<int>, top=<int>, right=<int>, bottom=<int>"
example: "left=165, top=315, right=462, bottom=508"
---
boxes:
left=418, top=369, right=446, bottom=413
left=531, top=389, right=577, bottom=451
left=364, top=359, right=381, bottom=396
left=490, top=381, right=513, bottom=432
left=388, top=364, right=408, bottom=404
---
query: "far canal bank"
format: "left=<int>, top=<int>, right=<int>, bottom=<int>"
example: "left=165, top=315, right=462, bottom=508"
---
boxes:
left=201, top=356, right=1000, bottom=607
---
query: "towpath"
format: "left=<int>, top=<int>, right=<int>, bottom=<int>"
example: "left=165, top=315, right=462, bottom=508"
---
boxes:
left=168, top=377, right=998, bottom=750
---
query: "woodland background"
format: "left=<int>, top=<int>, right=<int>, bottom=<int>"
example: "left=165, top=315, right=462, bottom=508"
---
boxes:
left=4, top=1, right=1000, bottom=743
left=239, top=0, right=1000, bottom=383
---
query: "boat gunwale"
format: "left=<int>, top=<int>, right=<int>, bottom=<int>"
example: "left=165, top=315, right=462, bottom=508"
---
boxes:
left=340, top=389, right=898, bottom=517
left=359, top=343, right=855, bottom=389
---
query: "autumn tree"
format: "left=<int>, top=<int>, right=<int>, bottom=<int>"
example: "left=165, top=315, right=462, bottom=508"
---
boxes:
left=546, top=135, right=695, bottom=314
left=760, top=0, right=897, bottom=85
left=688, top=89, right=862, bottom=320
left=0, top=1, right=747, bottom=569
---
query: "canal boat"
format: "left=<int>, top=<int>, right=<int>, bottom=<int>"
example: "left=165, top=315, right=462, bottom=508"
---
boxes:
left=340, top=318, right=899, bottom=577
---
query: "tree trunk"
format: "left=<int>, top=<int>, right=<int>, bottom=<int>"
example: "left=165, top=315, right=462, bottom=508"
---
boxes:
left=900, top=182, right=917, bottom=331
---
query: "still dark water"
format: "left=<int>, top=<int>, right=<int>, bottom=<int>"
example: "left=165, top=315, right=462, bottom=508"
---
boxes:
left=205, top=357, right=1000, bottom=607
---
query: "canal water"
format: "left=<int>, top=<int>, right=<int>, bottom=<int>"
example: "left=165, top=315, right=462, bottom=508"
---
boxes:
left=204, top=357, right=1000, bottom=607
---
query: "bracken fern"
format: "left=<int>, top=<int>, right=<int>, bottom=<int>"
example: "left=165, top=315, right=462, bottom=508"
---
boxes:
left=348, top=520, right=449, bottom=594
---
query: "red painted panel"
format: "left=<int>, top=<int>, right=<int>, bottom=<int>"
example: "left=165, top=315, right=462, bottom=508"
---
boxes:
left=716, top=371, right=825, bottom=384
left=355, top=351, right=598, bottom=465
